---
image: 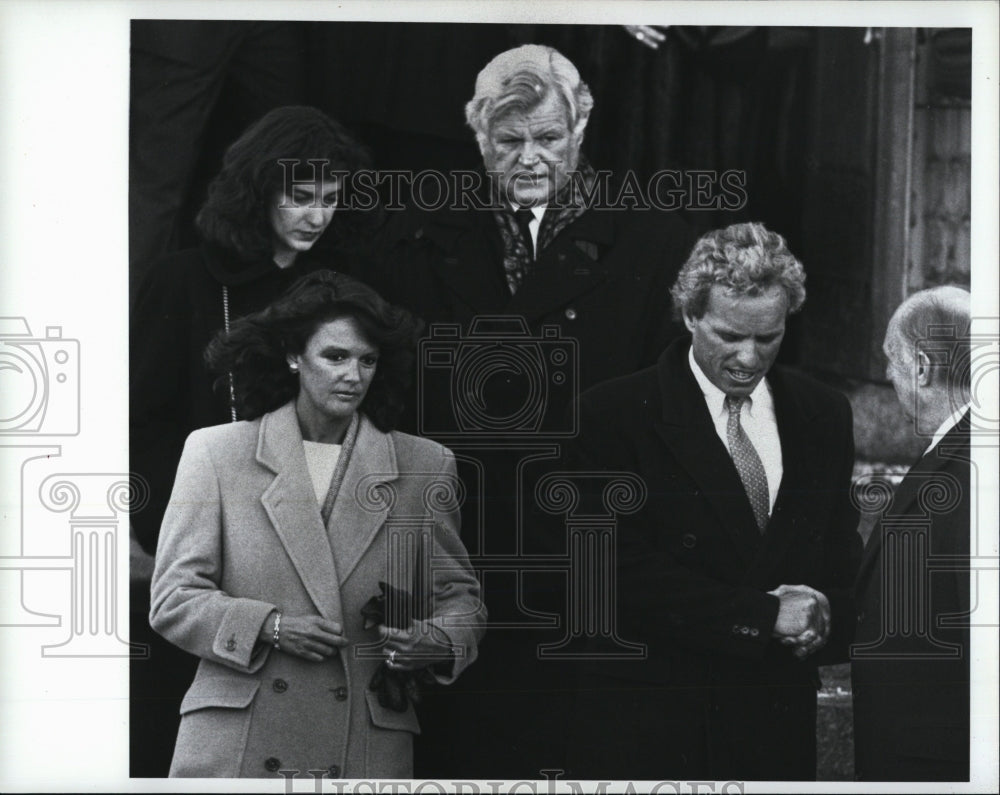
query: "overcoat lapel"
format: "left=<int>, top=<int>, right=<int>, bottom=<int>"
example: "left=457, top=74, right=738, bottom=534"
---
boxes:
left=652, top=343, right=762, bottom=562
left=856, top=412, right=970, bottom=585
left=751, top=367, right=826, bottom=577
left=856, top=453, right=936, bottom=586
left=256, top=403, right=344, bottom=624
left=422, top=208, right=509, bottom=315
left=421, top=204, right=619, bottom=322
left=506, top=211, right=616, bottom=321
left=324, top=415, right=400, bottom=584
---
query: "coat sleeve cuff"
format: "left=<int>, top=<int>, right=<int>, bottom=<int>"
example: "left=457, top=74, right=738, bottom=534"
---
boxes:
left=211, top=598, right=277, bottom=672
left=725, top=591, right=781, bottom=658
left=424, top=619, right=481, bottom=685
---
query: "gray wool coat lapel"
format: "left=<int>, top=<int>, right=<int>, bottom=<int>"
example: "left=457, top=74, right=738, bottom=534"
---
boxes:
left=324, top=416, right=399, bottom=584
left=256, top=402, right=344, bottom=625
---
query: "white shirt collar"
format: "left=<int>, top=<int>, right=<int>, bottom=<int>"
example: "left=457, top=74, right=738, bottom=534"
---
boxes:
left=925, top=402, right=970, bottom=454
left=510, top=203, right=546, bottom=222
left=687, top=346, right=773, bottom=417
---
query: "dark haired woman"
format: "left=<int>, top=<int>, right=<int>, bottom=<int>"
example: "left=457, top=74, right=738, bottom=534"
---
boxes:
left=129, top=106, right=374, bottom=775
left=131, top=105, right=373, bottom=555
left=150, top=271, right=485, bottom=778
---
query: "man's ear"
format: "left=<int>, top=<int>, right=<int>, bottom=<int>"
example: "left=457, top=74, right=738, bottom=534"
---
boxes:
left=682, top=310, right=697, bottom=334
left=915, top=349, right=933, bottom=387
left=476, top=132, right=490, bottom=159
left=571, top=116, right=589, bottom=152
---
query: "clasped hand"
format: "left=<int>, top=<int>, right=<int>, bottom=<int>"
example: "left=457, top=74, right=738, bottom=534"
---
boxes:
left=768, top=584, right=831, bottom=660
left=380, top=619, right=455, bottom=673
left=261, top=614, right=349, bottom=662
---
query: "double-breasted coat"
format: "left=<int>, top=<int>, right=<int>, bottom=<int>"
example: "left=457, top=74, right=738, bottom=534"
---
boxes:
left=130, top=244, right=345, bottom=776
left=852, top=413, right=971, bottom=781
left=563, top=339, right=863, bottom=781
left=150, top=402, right=485, bottom=778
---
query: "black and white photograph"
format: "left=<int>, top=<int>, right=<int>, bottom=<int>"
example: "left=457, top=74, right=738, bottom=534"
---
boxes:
left=0, top=1, right=997, bottom=792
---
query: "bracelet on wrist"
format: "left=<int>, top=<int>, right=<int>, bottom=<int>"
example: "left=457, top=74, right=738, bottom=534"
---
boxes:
left=272, top=611, right=282, bottom=649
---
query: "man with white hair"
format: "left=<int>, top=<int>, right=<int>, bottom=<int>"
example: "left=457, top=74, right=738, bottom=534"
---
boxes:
left=852, top=285, right=972, bottom=781
left=374, top=43, right=694, bottom=397
left=372, top=44, right=695, bottom=778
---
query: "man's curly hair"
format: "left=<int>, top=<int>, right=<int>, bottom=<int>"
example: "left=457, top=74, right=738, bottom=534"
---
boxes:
left=671, top=222, right=806, bottom=320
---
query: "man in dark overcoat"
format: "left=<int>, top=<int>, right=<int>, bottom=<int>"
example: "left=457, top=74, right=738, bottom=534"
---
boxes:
left=368, top=44, right=695, bottom=778
left=852, top=285, right=972, bottom=781
left=563, top=222, right=863, bottom=781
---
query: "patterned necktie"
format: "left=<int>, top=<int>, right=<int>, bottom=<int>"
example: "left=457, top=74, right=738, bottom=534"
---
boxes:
left=724, top=395, right=770, bottom=532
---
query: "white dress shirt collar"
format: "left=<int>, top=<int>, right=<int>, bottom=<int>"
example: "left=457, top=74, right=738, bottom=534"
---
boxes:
left=925, top=402, right=970, bottom=455
left=510, top=203, right=547, bottom=222
left=687, top=346, right=774, bottom=418
left=686, top=346, right=783, bottom=513
left=509, top=204, right=546, bottom=253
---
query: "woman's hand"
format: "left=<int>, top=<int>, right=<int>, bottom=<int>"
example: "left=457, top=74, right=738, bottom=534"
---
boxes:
left=260, top=613, right=349, bottom=662
left=379, top=619, right=455, bottom=672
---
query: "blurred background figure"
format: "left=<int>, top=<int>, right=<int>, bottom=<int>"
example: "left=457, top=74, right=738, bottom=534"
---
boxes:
left=129, top=21, right=309, bottom=305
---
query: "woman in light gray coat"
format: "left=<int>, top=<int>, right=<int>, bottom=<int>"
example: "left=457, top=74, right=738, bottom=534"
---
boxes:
left=150, top=271, right=485, bottom=779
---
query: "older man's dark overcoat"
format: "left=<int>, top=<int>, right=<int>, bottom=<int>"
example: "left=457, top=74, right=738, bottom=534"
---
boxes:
left=851, top=414, right=971, bottom=781
left=372, top=196, right=696, bottom=396
left=368, top=200, right=695, bottom=778
left=563, top=339, right=863, bottom=781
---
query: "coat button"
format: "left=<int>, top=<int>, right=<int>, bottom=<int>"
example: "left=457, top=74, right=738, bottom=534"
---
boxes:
left=225, top=638, right=236, bottom=651
left=273, top=678, right=288, bottom=693
left=564, top=308, right=577, bottom=320
left=681, top=533, right=697, bottom=548
left=264, top=757, right=281, bottom=772
left=333, top=686, right=348, bottom=701
left=328, top=765, right=341, bottom=778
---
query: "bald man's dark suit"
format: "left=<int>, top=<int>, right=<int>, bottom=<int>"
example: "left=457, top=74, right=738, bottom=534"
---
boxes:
left=564, top=339, right=863, bottom=781
left=852, top=413, right=971, bottom=781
